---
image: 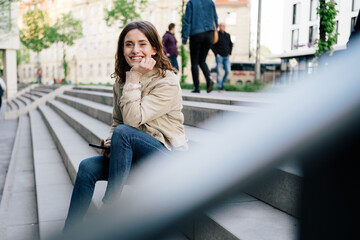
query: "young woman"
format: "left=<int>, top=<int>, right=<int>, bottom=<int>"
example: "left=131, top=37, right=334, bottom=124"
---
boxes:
left=63, top=21, right=188, bottom=232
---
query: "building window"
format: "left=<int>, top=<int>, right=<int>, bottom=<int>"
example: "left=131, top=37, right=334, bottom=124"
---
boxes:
left=28, top=67, right=32, bottom=78
left=291, top=29, right=299, bottom=50
left=353, top=0, right=360, bottom=11
left=309, top=26, right=314, bottom=45
left=351, top=17, right=358, bottom=33
left=23, top=68, right=26, bottom=79
left=46, top=66, right=49, bottom=77
left=293, top=3, right=301, bottom=25
left=310, top=0, right=318, bottom=21
left=308, top=25, right=318, bottom=47
left=98, top=63, right=102, bottom=76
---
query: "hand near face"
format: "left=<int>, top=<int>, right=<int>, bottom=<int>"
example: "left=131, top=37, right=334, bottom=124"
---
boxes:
left=130, top=57, right=156, bottom=75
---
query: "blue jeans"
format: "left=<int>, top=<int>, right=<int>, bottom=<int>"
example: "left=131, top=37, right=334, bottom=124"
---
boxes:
left=216, top=55, right=230, bottom=90
left=63, top=125, right=169, bottom=232
left=168, top=56, right=179, bottom=71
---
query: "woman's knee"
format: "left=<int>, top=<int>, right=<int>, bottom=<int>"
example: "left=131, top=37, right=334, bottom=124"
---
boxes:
left=112, top=125, right=136, bottom=140
left=77, top=157, right=103, bottom=181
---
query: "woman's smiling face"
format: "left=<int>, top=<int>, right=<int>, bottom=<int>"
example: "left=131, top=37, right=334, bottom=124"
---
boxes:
left=123, top=29, right=157, bottom=67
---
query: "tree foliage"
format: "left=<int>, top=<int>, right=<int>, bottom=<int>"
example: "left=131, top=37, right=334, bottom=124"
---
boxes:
left=54, top=12, right=82, bottom=79
left=55, top=12, right=83, bottom=46
left=104, top=0, right=147, bottom=29
left=315, top=0, right=339, bottom=57
left=19, top=8, right=54, bottom=54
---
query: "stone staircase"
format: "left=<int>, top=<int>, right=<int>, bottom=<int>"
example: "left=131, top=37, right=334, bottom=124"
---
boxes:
left=0, top=85, right=299, bottom=240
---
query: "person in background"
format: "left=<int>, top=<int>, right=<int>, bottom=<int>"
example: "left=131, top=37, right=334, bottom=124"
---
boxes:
left=162, top=23, right=179, bottom=71
left=0, top=70, right=6, bottom=111
left=63, top=21, right=188, bottom=233
left=182, top=0, right=218, bottom=93
left=37, top=67, right=42, bottom=84
left=211, top=22, right=233, bottom=92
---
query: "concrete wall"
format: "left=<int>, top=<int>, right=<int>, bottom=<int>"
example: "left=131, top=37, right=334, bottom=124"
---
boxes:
left=0, top=1, right=19, bottom=99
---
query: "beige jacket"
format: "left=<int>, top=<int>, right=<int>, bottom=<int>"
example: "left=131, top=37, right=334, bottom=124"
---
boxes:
left=105, top=68, right=188, bottom=151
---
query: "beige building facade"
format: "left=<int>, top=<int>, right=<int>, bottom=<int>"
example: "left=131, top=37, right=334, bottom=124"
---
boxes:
left=18, top=0, right=250, bottom=85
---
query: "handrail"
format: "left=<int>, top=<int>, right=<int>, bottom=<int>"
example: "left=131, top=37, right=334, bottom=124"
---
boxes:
left=52, top=35, right=360, bottom=240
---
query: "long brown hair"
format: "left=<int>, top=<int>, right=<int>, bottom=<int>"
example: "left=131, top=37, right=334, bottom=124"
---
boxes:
left=111, top=21, right=175, bottom=83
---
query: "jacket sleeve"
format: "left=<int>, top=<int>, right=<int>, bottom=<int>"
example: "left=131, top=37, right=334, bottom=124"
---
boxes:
left=162, top=34, right=169, bottom=55
left=182, top=1, right=192, bottom=45
left=211, top=37, right=219, bottom=56
left=228, top=33, right=233, bottom=55
left=213, top=2, right=218, bottom=28
left=120, top=77, right=180, bottom=128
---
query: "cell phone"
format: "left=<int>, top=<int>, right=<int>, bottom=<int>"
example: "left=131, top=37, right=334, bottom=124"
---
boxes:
left=89, top=143, right=110, bottom=151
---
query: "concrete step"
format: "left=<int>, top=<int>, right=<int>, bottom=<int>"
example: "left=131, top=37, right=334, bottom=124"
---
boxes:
left=55, top=94, right=113, bottom=125
left=182, top=101, right=258, bottom=129
left=182, top=94, right=271, bottom=107
left=23, top=93, right=40, bottom=102
left=37, top=105, right=106, bottom=211
left=62, top=89, right=258, bottom=128
left=32, top=85, right=300, bottom=239
left=29, top=110, right=73, bottom=239
left=33, top=88, right=53, bottom=94
left=5, top=100, right=16, bottom=112
left=64, top=89, right=113, bottom=106
left=41, top=97, right=298, bottom=240
left=0, top=119, right=18, bottom=202
left=47, top=99, right=109, bottom=149
left=12, top=97, right=25, bottom=110
left=29, top=91, right=48, bottom=98
left=73, top=85, right=113, bottom=93
left=187, top=192, right=298, bottom=240
left=17, top=95, right=32, bottom=107
left=0, top=115, right=39, bottom=239
left=59, top=87, right=301, bottom=217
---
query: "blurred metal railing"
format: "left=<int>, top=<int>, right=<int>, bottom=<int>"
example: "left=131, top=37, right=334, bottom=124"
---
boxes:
left=53, top=35, right=360, bottom=240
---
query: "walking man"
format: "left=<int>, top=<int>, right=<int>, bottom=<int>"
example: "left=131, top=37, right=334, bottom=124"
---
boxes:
left=162, top=23, right=179, bottom=71
left=211, top=22, right=233, bottom=91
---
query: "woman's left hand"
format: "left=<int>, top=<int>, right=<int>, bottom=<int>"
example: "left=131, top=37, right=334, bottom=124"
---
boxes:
left=130, top=57, right=156, bottom=75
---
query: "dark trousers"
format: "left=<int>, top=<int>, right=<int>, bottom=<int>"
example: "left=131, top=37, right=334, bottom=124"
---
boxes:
left=189, top=31, right=213, bottom=90
left=168, top=56, right=179, bottom=71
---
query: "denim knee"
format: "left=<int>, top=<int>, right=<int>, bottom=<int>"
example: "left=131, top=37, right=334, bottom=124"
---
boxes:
left=77, top=158, right=96, bottom=183
left=112, top=125, right=134, bottom=141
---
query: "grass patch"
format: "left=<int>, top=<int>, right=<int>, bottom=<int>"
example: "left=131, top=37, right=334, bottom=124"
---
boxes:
left=180, top=81, right=265, bottom=92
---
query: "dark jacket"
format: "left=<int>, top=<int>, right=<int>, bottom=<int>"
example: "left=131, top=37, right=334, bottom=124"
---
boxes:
left=181, top=0, right=218, bottom=44
left=211, top=31, right=233, bottom=56
left=162, top=31, right=179, bottom=56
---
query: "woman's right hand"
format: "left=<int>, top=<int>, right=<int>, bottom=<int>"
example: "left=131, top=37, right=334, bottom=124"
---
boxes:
left=130, top=57, right=156, bottom=75
left=100, top=139, right=110, bottom=158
